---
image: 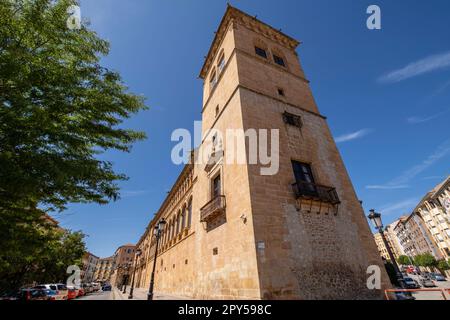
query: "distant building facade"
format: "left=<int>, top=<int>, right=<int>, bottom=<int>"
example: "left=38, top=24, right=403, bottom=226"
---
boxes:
left=373, top=221, right=404, bottom=261
left=414, top=176, right=450, bottom=260
left=94, top=256, right=114, bottom=284
left=394, top=213, right=441, bottom=259
left=81, top=252, right=99, bottom=284
left=110, top=244, right=135, bottom=287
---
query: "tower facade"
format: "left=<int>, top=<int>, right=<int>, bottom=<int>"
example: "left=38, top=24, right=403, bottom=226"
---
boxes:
left=134, top=6, right=389, bottom=299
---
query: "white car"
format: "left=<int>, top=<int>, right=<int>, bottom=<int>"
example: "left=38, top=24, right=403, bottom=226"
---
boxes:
left=34, top=284, right=68, bottom=300
left=92, top=283, right=101, bottom=291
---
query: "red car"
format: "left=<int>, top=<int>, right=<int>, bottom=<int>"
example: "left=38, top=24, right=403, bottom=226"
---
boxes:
left=77, top=288, right=85, bottom=297
left=67, top=287, right=78, bottom=300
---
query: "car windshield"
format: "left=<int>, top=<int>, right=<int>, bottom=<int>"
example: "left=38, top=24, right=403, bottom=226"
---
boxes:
left=57, top=285, right=67, bottom=290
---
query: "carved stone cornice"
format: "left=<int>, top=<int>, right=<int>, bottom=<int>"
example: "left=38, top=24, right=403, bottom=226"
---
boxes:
left=199, top=5, right=300, bottom=79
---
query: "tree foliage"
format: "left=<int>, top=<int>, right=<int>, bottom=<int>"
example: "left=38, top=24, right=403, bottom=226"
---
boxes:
left=397, top=255, right=412, bottom=266
left=0, top=0, right=147, bottom=214
left=0, top=213, right=87, bottom=294
left=0, top=0, right=147, bottom=292
left=437, top=259, right=450, bottom=272
left=413, top=253, right=437, bottom=268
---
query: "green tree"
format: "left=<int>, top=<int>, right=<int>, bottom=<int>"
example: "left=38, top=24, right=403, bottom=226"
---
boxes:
left=0, top=213, right=87, bottom=294
left=397, top=255, right=413, bottom=266
left=437, top=260, right=450, bottom=273
left=414, top=253, right=437, bottom=269
left=0, top=0, right=147, bottom=214
left=0, top=0, right=146, bottom=293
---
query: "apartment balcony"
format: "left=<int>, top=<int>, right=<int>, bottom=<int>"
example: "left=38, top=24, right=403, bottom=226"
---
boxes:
left=292, top=181, right=340, bottom=205
left=200, top=195, right=226, bottom=222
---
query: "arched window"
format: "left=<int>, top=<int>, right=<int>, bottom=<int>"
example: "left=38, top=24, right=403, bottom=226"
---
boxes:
left=217, top=50, right=225, bottom=74
left=209, top=68, right=217, bottom=91
left=176, top=210, right=181, bottom=235
left=181, top=205, right=186, bottom=230
left=271, top=47, right=287, bottom=68
left=187, top=198, right=192, bottom=228
left=254, top=38, right=268, bottom=59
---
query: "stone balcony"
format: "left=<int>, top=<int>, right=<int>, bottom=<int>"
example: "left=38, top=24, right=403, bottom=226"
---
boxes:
left=200, top=195, right=226, bottom=222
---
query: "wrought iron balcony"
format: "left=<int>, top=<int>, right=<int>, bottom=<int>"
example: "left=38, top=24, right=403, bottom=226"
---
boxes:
left=292, top=181, right=340, bottom=205
left=200, top=195, right=226, bottom=222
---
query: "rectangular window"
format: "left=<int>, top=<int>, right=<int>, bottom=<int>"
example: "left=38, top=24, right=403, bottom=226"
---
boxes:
left=292, top=161, right=317, bottom=196
left=218, top=55, right=225, bottom=74
left=283, top=112, right=302, bottom=128
left=273, top=54, right=285, bottom=67
left=212, top=174, right=221, bottom=198
left=210, top=71, right=217, bottom=90
left=255, top=46, right=267, bottom=59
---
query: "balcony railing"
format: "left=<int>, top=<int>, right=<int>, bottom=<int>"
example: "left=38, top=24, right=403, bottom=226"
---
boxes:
left=292, top=181, right=340, bottom=205
left=200, top=195, right=226, bottom=222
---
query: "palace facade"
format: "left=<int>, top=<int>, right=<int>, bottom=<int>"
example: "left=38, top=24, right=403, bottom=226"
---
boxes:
left=133, top=5, right=389, bottom=299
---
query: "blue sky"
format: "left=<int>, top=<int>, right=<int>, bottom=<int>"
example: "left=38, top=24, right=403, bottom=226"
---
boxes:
left=57, top=0, right=450, bottom=258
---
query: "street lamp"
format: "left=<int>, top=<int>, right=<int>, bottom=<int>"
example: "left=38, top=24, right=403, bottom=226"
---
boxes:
left=122, top=263, right=131, bottom=294
left=147, top=218, right=166, bottom=301
left=128, top=248, right=142, bottom=299
left=368, top=209, right=404, bottom=287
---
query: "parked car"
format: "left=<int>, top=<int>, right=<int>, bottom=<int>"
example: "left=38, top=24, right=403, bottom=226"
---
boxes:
left=394, top=291, right=416, bottom=300
left=102, top=284, right=112, bottom=291
left=34, top=284, right=68, bottom=300
left=92, top=283, right=101, bottom=291
left=76, top=287, right=85, bottom=297
left=29, top=289, right=57, bottom=301
left=419, top=276, right=436, bottom=288
left=17, top=288, right=57, bottom=301
left=81, top=283, right=93, bottom=294
left=430, top=273, right=447, bottom=281
left=403, top=277, right=420, bottom=289
left=67, top=287, right=78, bottom=300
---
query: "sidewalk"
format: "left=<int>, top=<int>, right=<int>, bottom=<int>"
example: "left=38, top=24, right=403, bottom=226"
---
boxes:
left=112, top=286, right=192, bottom=300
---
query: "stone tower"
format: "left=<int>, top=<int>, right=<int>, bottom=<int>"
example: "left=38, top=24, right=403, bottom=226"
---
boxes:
left=134, top=5, right=390, bottom=300
left=195, top=5, right=389, bottom=299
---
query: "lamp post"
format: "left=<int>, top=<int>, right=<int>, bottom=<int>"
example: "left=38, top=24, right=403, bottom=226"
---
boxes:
left=368, top=209, right=404, bottom=287
left=122, top=263, right=131, bottom=294
left=147, top=218, right=166, bottom=301
left=128, top=248, right=142, bottom=299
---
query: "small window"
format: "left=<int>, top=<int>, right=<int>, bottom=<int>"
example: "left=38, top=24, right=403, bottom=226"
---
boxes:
left=255, top=46, right=267, bottom=59
left=218, top=53, right=225, bottom=74
left=210, top=70, right=217, bottom=90
left=283, top=112, right=302, bottom=128
left=215, top=105, right=220, bottom=117
left=277, top=88, right=285, bottom=96
left=212, top=174, right=221, bottom=198
left=273, top=54, right=285, bottom=67
left=213, top=247, right=218, bottom=255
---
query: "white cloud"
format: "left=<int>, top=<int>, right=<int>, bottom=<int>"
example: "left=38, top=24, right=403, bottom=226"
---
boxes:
left=121, top=189, right=152, bottom=198
left=378, top=51, right=450, bottom=83
left=407, top=108, right=449, bottom=124
left=366, top=185, right=409, bottom=190
left=366, top=139, right=450, bottom=189
left=335, top=129, right=372, bottom=143
left=379, top=198, right=420, bottom=215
